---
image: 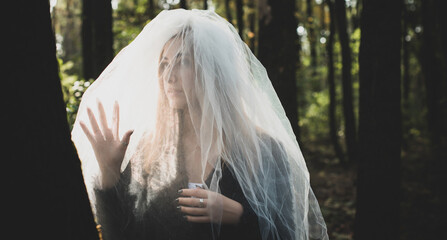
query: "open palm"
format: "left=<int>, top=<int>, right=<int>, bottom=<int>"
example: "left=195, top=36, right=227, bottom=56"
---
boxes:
left=79, top=100, right=134, bottom=188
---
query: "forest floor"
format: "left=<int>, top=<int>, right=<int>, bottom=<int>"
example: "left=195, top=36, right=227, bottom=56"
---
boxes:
left=303, top=139, right=356, bottom=240
left=303, top=137, right=438, bottom=240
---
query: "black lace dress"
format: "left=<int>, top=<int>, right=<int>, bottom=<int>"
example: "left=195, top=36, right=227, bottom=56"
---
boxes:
left=94, top=162, right=262, bottom=240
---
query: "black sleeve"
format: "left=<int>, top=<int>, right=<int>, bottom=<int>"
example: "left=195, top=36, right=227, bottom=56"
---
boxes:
left=93, top=164, right=136, bottom=240
left=218, top=163, right=262, bottom=240
left=270, top=138, right=295, bottom=240
left=235, top=191, right=263, bottom=239
left=221, top=136, right=296, bottom=240
left=254, top=135, right=296, bottom=240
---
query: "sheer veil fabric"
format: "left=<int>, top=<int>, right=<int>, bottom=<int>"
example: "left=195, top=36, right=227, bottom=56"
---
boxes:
left=72, top=9, right=328, bottom=240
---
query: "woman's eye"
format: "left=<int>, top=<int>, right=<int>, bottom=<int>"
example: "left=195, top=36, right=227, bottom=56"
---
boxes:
left=159, top=62, right=168, bottom=72
left=181, top=58, right=191, bottom=66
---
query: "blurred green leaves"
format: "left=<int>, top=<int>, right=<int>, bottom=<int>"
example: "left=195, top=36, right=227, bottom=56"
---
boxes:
left=59, top=58, right=93, bottom=129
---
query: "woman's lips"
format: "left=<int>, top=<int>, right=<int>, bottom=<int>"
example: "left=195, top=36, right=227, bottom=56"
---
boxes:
left=167, top=89, right=183, bottom=95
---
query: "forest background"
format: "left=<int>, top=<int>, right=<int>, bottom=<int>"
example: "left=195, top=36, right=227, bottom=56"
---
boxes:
left=7, top=0, right=445, bottom=239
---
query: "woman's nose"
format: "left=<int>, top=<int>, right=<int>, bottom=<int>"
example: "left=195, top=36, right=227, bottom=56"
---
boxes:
left=166, top=66, right=179, bottom=84
left=167, top=74, right=175, bottom=83
left=167, top=73, right=177, bottom=84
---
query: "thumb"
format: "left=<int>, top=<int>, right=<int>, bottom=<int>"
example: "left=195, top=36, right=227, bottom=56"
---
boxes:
left=121, top=129, right=134, bottom=147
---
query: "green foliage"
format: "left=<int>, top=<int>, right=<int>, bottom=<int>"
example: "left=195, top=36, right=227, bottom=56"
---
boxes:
left=59, top=58, right=93, bottom=129
left=113, top=0, right=157, bottom=53
left=299, top=86, right=331, bottom=140
left=297, top=22, right=362, bottom=146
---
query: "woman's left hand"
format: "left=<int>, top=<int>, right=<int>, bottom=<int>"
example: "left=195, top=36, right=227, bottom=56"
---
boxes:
left=176, top=188, right=244, bottom=225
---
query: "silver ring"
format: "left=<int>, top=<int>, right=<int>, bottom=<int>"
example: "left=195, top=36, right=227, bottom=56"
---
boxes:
left=198, top=198, right=205, bottom=208
left=122, top=141, right=128, bottom=146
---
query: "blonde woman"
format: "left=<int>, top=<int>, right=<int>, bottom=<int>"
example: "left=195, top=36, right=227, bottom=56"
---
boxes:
left=72, top=9, right=328, bottom=240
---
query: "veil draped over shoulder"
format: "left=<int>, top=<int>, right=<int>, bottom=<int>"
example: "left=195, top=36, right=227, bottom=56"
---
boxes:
left=72, top=9, right=328, bottom=240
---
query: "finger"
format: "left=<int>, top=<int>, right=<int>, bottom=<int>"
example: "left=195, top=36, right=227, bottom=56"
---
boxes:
left=177, top=197, right=207, bottom=208
left=79, top=121, right=95, bottom=144
left=179, top=206, right=207, bottom=216
left=120, top=129, right=134, bottom=148
left=112, top=101, right=120, bottom=139
left=86, top=107, right=101, bottom=136
left=177, top=197, right=197, bottom=207
left=96, top=99, right=111, bottom=139
left=184, top=215, right=211, bottom=223
left=178, top=188, right=208, bottom=198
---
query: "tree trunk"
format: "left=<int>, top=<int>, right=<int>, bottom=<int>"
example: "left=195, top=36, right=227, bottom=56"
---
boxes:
left=62, top=0, right=82, bottom=66
left=247, top=0, right=256, bottom=52
left=420, top=1, right=447, bottom=232
left=402, top=1, right=410, bottom=150
left=334, top=0, right=357, bottom=164
left=355, top=0, right=402, bottom=239
left=402, top=1, right=410, bottom=104
left=6, top=1, right=98, bottom=239
left=258, top=0, right=300, bottom=139
left=236, top=0, right=244, bottom=40
left=82, top=0, right=114, bottom=81
left=351, top=0, right=361, bottom=30
left=146, top=0, right=155, bottom=19
left=306, top=0, right=317, bottom=72
left=225, top=0, right=233, bottom=24
left=326, top=0, right=345, bottom=164
left=180, top=0, right=187, bottom=9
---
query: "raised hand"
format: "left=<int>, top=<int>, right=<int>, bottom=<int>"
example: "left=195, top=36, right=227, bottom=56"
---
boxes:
left=80, top=100, right=134, bottom=189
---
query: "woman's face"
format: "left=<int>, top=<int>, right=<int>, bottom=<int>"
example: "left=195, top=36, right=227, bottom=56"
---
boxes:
left=159, top=38, right=195, bottom=110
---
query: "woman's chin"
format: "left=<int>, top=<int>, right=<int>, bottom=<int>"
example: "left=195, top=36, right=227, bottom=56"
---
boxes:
left=168, top=101, right=187, bottom=110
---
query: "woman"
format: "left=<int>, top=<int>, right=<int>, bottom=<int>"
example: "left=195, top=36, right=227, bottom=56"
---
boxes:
left=72, top=9, right=328, bottom=240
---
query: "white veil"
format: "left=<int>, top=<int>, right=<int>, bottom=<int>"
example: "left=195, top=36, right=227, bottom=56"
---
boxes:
left=72, top=9, right=328, bottom=240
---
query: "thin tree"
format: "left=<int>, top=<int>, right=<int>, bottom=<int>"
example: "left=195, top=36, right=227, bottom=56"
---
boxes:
left=180, top=0, right=187, bottom=9
left=82, top=0, right=114, bottom=81
left=146, top=0, right=156, bottom=19
left=6, top=1, right=98, bottom=239
left=225, top=0, right=233, bottom=24
left=355, top=0, right=402, bottom=239
left=236, top=0, right=244, bottom=40
left=325, top=0, right=345, bottom=163
left=402, top=0, right=410, bottom=150
left=420, top=1, right=447, bottom=232
left=247, top=0, right=257, bottom=52
left=306, top=0, right=317, bottom=72
left=258, top=0, right=300, bottom=139
left=59, top=0, right=82, bottom=69
left=334, top=0, right=357, bottom=164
